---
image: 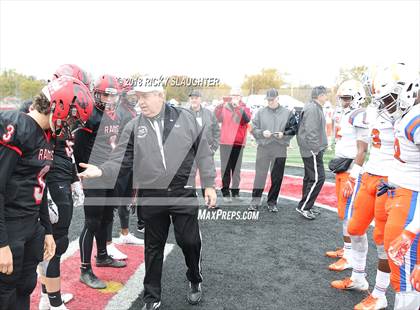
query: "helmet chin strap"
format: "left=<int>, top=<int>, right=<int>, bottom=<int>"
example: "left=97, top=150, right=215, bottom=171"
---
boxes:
left=48, top=113, right=55, bottom=132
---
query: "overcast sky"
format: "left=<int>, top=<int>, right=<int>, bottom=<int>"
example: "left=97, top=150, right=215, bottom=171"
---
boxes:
left=0, top=0, right=419, bottom=87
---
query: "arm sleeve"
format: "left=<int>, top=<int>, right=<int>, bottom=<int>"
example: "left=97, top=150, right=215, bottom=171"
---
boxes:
left=101, top=120, right=135, bottom=182
left=235, top=106, right=251, bottom=124
left=193, top=121, right=216, bottom=188
left=211, top=113, right=220, bottom=152
left=0, top=146, right=20, bottom=247
left=301, top=106, right=321, bottom=152
left=404, top=115, right=420, bottom=145
left=251, top=111, right=263, bottom=139
left=39, top=190, right=52, bottom=235
left=73, top=129, right=93, bottom=169
left=283, top=110, right=299, bottom=137
left=214, top=104, right=224, bottom=122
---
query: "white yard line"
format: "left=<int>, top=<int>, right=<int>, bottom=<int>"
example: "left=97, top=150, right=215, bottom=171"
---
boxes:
left=105, top=244, right=175, bottom=310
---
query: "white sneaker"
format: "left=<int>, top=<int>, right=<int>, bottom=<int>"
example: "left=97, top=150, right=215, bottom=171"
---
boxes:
left=39, top=293, right=50, bottom=310
left=118, top=233, right=144, bottom=245
left=61, top=293, right=73, bottom=304
left=106, top=243, right=128, bottom=260
left=39, top=292, right=73, bottom=310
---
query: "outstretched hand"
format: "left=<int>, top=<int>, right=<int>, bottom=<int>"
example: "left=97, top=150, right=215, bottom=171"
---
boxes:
left=77, top=163, right=103, bottom=180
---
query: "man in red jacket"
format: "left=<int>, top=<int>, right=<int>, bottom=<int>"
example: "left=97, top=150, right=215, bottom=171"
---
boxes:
left=214, top=89, right=251, bottom=203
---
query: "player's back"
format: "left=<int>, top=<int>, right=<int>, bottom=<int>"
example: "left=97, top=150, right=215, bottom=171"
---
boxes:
left=0, top=110, right=54, bottom=217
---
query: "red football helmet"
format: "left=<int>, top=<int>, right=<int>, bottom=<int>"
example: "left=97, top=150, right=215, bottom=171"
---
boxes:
left=52, top=64, right=92, bottom=90
left=43, top=76, right=94, bottom=139
left=120, top=78, right=137, bottom=108
left=93, top=74, right=120, bottom=112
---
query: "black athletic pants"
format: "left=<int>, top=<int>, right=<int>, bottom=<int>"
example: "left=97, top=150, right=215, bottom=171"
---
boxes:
left=220, top=144, right=244, bottom=197
left=106, top=173, right=135, bottom=242
left=45, top=181, right=73, bottom=278
left=140, top=190, right=202, bottom=303
left=251, top=146, right=286, bottom=207
left=80, top=188, right=114, bottom=266
left=0, top=216, right=44, bottom=310
left=297, top=151, right=326, bottom=211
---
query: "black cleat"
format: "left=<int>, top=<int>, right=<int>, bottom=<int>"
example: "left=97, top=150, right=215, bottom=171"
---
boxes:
left=187, top=282, right=202, bottom=305
left=247, top=204, right=258, bottom=212
left=80, top=269, right=106, bottom=289
left=96, top=255, right=127, bottom=268
left=141, top=301, right=161, bottom=310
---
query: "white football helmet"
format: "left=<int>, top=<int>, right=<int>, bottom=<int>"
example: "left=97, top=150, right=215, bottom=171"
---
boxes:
left=336, top=79, right=366, bottom=110
left=399, top=78, right=420, bottom=115
left=372, top=63, right=418, bottom=122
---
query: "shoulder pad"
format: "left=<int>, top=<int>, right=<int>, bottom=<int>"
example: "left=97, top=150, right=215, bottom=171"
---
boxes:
left=349, top=108, right=369, bottom=129
left=404, top=110, right=420, bottom=143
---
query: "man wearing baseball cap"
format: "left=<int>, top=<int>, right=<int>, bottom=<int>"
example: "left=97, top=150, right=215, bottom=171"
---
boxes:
left=249, top=88, right=297, bottom=212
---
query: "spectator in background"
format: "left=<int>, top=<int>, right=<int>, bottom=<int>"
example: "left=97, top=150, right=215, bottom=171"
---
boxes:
left=296, top=86, right=328, bottom=220
left=249, top=89, right=298, bottom=212
left=188, top=90, right=220, bottom=198
left=215, top=89, right=251, bottom=203
left=19, top=100, right=33, bottom=113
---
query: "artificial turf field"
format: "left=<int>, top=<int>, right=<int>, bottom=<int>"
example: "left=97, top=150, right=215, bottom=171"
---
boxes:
left=29, top=160, right=396, bottom=310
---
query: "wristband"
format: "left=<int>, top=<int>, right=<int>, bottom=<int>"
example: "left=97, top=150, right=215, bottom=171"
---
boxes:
left=349, top=164, right=362, bottom=179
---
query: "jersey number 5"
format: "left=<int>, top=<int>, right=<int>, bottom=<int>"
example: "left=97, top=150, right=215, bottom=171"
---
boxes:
left=34, top=165, right=50, bottom=204
left=371, top=128, right=382, bottom=149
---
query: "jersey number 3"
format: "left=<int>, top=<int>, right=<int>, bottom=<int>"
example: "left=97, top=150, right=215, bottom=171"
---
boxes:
left=34, top=165, right=50, bottom=205
left=2, top=124, right=15, bottom=142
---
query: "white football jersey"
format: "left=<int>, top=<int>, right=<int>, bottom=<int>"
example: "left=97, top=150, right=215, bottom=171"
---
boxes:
left=363, top=111, right=395, bottom=177
left=335, top=108, right=369, bottom=159
left=389, top=104, right=420, bottom=192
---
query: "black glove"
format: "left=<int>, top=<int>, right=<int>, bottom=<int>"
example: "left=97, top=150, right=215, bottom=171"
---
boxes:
left=377, top=181, right=395, bottom=197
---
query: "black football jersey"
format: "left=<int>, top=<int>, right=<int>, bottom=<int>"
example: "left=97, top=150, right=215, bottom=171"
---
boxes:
left=0, top=111, right=54, bottom=219
left=47, top=139, right=76, bottom=183
left=73, top=107, right=120, bottom=167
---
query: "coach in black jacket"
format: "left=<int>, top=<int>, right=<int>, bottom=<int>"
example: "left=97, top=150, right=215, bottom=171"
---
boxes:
left=296, top=86, right=328, bottom=220
left=77, top=84, right=217, bottom=310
